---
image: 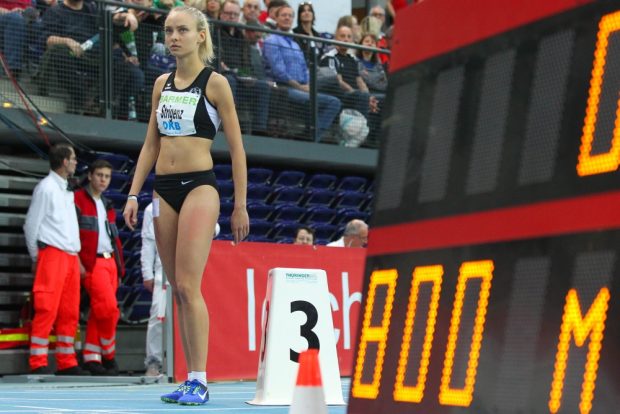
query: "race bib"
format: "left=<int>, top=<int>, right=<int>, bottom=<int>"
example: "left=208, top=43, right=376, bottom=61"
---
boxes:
left=156, top=88, right=201, bottom=136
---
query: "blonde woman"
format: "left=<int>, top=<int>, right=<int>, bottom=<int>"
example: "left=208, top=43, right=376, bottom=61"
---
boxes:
left=123, top=5, right=249, bottom=405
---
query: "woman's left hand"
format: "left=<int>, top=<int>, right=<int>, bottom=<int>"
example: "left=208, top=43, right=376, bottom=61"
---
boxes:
left=231, top=206, right=250, bottom=245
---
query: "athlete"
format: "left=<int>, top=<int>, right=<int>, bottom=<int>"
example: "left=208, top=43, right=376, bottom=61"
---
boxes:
left=123, top=5, right=249, bottom=405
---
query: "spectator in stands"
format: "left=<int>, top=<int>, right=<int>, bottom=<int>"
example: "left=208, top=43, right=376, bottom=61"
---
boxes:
left=23, top=143, right=88, bottom=375
left=154, top=0, right=184, bottom=10
left=74, top=160, right=125, bottom=376
left=263, top=4, right=341, bottom=140
left=205, top=0, right=220, bottom=19
left=141, top=201, right=165, bottom=377
left=320, top=25, right=378, bottom=116
left=263, top=0, right=285, bottom=30
left=357, top=33, right=387, bottom=95
left=336, top=14, right=361, bottom=44
left=240, top=0, right=260, bottom=24
left=292, top=1, right=328, bottom=62
left=327, top=219, right=368, bottom=247
left=0, top=0, right=31, bottom=79
left=369, top=5, right=386, bottom=35
left=123, top=6, right=249, bottom=405
left=218, top=2, right=271, bottom=134
left=294, top=226, right=314, bottom=245
left=36, top=0, right=143, bottom=115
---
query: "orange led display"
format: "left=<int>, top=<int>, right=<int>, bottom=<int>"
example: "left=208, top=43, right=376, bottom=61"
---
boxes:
left=393, top=265, right=443, bottom=403
left=352, top=269, right=398, bottom=399
left=577, top=11, right=620, bottom=176
left=439, top=260, right=494, bottom=407
left=548, top=288, right=610, bottom=414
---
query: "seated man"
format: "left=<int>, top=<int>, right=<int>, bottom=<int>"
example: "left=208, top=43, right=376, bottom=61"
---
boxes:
left=0, top=0, right=30, bottom=78
left=217, top=1, right=271, bottom=134
left=327, top=219, right=368, bottom=248
left=263, top=4, right=341, bottom=140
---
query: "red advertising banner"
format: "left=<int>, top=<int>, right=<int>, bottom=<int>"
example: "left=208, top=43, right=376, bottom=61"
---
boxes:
left=172, top=241, right=366, bottom=381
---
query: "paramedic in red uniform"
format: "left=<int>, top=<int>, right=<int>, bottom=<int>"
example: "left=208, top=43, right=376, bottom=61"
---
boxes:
left=23, top=143, right=88, bottom=375
left=74, top=159, right=125, bottom=376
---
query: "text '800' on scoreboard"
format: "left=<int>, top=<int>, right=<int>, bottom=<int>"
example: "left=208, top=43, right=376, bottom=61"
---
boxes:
left=348, top=1, right=620, bottom=414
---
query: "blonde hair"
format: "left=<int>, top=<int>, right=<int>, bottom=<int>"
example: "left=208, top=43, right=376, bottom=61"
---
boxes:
left=169, top=6, right=214, bottom=65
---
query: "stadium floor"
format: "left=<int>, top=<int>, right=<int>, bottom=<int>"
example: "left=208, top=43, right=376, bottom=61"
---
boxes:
left=0, top=377, right=350, bottom=413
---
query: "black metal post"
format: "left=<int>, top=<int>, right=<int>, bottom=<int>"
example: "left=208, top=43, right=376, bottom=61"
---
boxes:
left=101, top=8, right=114, bottom=119
left=309, top=41, right=318, bottom=142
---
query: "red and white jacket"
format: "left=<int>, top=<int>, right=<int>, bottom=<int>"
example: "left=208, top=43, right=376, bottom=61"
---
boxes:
left=74, top=187, right=125, bottom=278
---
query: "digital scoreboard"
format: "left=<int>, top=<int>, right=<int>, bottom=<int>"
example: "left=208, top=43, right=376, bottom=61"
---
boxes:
left=348, top=1, right=620, bottom=413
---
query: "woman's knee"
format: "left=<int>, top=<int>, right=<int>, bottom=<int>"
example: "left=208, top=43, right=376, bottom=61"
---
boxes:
left=172, top=279, right=201, bottom=304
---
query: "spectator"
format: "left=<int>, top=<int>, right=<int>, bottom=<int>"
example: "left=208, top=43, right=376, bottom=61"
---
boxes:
left=263, top=4, right=341, bottom=140
left=369, top=5, right=386, bottom=34
left=154, top=0, right=184, bottom=10
left=141, top=201, right=165, bottom=377
left=294, top=226, right=314, bottom=245
left=357, top=32, right=387, bottom=95
left=336, top=14, right=361, bottom=44
left=292, top=1, right=328, bottom=61
left=205, top=0, right=220, bottom=19
left=217, top=1, right=271, bottom=133
left=240, top=0, right=260, bottom=24
left=74, top=159, right=125, bottom=376
left=35, top=0, right=143, bottom=115
left=320, top=25, right=379, bottom=116
left=327, top=219, right=368, bottom=247
left=263, top=0, right=285, bottom=30
left=0, top=0, right=30, bottom=79
left=23, top=144, right=87, bottom=375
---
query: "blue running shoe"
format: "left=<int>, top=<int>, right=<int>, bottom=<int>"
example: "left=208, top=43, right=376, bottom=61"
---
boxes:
left=178, top=379, right=209, bottom=405
left=161, top=380, right=192, bottom=403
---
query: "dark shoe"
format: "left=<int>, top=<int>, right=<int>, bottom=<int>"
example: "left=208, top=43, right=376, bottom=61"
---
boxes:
left=102, top=358, right=119, bottom=376
left=56, top=365, right=91, bottom=376
left=30, top=366, right=53, bottom=375
left=83, top=361, right=107, bottom=376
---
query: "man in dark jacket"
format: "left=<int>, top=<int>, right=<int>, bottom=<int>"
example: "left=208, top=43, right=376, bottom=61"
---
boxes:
left=74, top=159, right=125, bottom=376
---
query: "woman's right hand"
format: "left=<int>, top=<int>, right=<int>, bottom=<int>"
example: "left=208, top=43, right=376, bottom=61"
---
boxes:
left=123, top=198, right=139, bottom=231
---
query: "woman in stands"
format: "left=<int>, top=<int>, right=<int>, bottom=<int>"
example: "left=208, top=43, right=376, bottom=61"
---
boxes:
left=123, top=5, right=249, bottom=405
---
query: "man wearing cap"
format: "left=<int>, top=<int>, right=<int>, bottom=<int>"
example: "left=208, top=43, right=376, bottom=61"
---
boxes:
left=74, top=159, right=125, bottom=375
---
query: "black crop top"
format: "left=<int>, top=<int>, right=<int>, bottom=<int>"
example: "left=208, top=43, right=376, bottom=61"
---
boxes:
left=156, top=68, right=221, bottom=139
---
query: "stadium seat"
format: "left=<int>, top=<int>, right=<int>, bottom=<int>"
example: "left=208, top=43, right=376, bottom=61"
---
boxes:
left=312, top=223, right=338, bottom=241
left=336, top=176, right=368, bottom=192
left=271, top=204, right=306, bottom=222
left=116, top=285, right=133, bottom=307
left=123, top=267, right=142, bottom=286
left=109, top=172, right=130, bottom=191
left=306, top=173, right=338, bottom=190
left=141, top=173, right=155, bottom=194
left=305, top=206, right=337, bottom=224
left=220, top=200, right=234, bottom=217
left=137, top=193, right=152, bottom=210
left=248, top=167, right=274, bottom=185
left=270, top=222, right=301, bottom=240
left=250, top=219, right=273, bottom=237
left=91, top=152, right=134, bottom=173
left=272, top=170, right=306, bottom=187
left=104, top=190, right=127, bottom=209
left=247, top=202, right=274, bottom=220
left=247, top=184, right=272, bottom=203
left=304, top=189, right=338, bottom=207
left=123, top=286, right=153, bottom=323
left=335, top=208, right=370, bottom=226
left=246, top=235, right=272, bottom=243
left=218, top=216, right=232, bottom=236
left=333, top=191, right=371, bottom=210
left=277, top=237, right=294, bottom=244
left=218, top=181, right=235, bottom=200
left=121, top=232, right=142, bottom=250
left=214, top=164, right=233, bottom=181
left=270, top=186, right=305, bottom=205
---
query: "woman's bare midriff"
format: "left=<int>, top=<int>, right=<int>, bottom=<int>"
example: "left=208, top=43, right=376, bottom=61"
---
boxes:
left=156, top=136, right=214, bottom=175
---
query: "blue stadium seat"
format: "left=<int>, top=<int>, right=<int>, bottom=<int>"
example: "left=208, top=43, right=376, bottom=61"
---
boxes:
left=315, top=238, right=332, bottom=246
left=304, top=189, right=338, bottom=207
left=123, top=267, right=143, bottom=286
left=306, top=174, right=338, bottom=190
left=218, top=216, right=232, bottom=236
left=104, top=190, right=127, bottom=209
left=214, top=164, right=233, bottom=181
left=138, top=193, right=152, bottom=210
left=270, top=186, right=305, bottom=205
left=250, top=219, right=274, bottom=237
left=109, top=172, right=130, bottom=191
left=335, top=208, right=370, bottom=226
left=305, top=206, right=337, bottom=224
left=248, top=167, right=274, bottom=185
left=116, top=285, right=133, bottom=307
left=218, top=181, right=235, bottom=200
left=121, top=232, right=142, bottom=250
left=277, top=237, right=294, bottom=244
left=220, top=200, right=234, bottom=217
left=247, top=184, right=272, bottom=203
left=123, top=250, right=142, bottom=271
left=270, top=222, right=301, bottom=240
left=246, top=235, right=272, bottom=243
left=271, top=204, right=306, bottom=221
left=247, top=202, right=275, bottom=220
left=272, top=170, right=306, bottom=187
left=141, top=173, right=155, bottom=194
left=95, top=152, right=134, bottom=173
left=333, top=191, right=371, bottom=210
left=336, top=176, right=368, bottom=192
left=312, top=224, right=338, bottom=241
left=123, top=286, right=153, bottom=323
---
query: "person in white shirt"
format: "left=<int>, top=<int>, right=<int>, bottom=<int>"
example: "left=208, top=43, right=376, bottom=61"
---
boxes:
left=327, top=219, right=368, bottom=247
left=141, top=201, right=165, bottom=376
left=23, top=143, right=88, bottom=375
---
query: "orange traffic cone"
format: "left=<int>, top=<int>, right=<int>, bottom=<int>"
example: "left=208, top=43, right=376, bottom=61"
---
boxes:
left=289, top=349, right=328, bottom=414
